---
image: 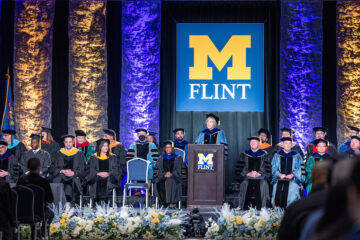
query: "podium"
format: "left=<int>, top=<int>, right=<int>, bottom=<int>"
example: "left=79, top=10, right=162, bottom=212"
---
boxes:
left=187, top=144, right=224, bottom=209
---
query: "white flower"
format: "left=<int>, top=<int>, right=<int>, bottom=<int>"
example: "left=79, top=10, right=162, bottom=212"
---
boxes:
left=211, top=224, right=219, bottom=232
left=259, top=208, right=270, bottom=222
left=85, top=224, right=92, bottom=232
left=167, top=219, right=182, bottom=225
left=72, top=226, right=81, bottom=237
left=78, top=219, right=86, bottom=228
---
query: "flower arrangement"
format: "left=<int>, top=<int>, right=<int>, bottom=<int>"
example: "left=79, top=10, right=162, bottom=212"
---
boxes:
left=205, top=204, right=283, bottom=240
left=48, top=203, right=185, bottom=239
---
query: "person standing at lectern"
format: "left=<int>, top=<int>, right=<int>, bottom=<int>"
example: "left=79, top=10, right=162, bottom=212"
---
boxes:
left=194, top=113, right=228, bottom=159
left=237, top=136, right=270, bottom=209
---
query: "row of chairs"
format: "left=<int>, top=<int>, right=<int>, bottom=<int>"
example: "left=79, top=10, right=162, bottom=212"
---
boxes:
left=11, top=184, right=48, bottom=240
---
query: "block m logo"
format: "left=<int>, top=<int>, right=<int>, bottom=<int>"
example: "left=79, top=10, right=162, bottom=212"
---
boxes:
left=189, top=35, right=251, bottom=80
left=197, top=153, right=214, bottom=165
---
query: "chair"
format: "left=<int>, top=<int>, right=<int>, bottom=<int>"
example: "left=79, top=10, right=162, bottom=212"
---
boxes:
left=123, top=158, right=149, bottom=208
left=174, top=148, right=186, bottom=162
left=12, top=185, right=39, bottom=240
left=26, top=184, right=46, bottom=239
left=10, top=189, right=20, bottom=240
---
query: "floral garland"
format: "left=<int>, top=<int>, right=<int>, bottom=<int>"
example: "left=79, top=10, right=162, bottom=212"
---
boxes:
left=205, top=204, right=284, bottom=239
left=49, top=203, right=185, bottom=239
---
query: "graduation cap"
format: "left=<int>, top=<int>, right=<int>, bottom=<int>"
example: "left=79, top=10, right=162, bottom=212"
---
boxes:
left=347, top=125, right=360, bottom=132
left=206, top=113, right=220, bottom=125
left=0, top=140, right=8, bottom=146
left=61, top=134, right=75, bottom=140
left=41, top=127, right=53, bottom=134
left=75, top=130, right=87, bottom=137
left=103, top=129, right=117, bottom=141
left=148, top=131, right=157, bottom=137
left=351, top=135, right=360, bottom=142
left=247, top=136, right=260, bottom=141
left=96, top=138, right=110, bottom=146
left=313, top=138, right=329, bottom=146
left=313, top=127, right=328, bottom=133
left=280, top=127, right=293, bottom=134
left=280, top=137, right=293, bottom=142
left=135, top=128, right=148, bottom=134
left=163, top=140, right=174, bottom=148
left=2, top=129, right=16, bottom=135
left=173, top=128, right=185, bottom=134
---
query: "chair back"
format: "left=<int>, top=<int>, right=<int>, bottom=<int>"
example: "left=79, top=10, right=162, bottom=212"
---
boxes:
left=127, top=158, right=148, bottom=182
left=13, top=185, right=34, bottom=223
left=174, top=148, right=185, bottom=162
left=10, top=189, right=18, bottom=224
left=26, top=184, right=45, bottom=221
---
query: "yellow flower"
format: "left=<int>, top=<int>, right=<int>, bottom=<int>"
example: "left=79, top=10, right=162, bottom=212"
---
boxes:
left=62, top=213, right=67, bottom=218
left=50, top=226, right=57, bottom=233
left=258, top=220, right=265, bottom=226
left=66, top=218, right=70, bottom=222
left=99, top=217, right=103, bottom=222
left=236, top=216, right=242, bottom=225
left=61, top=222, right=67, bottom=227
left=60, top=219, right=66, bottom=224
left=229, top=217, right=235, bottom=222
left=112, top=222, right=117, bottom=226
left=152, top=218, right=160, bottom=224
left=93, top=218, right=98, bottom=222
left=160, top=212, right=165, bottom=216
left=152, top=213, right=158, bottom=218
left=273, top=222, right=278, bottom=227
left=145, top=231, right=151, bottom=237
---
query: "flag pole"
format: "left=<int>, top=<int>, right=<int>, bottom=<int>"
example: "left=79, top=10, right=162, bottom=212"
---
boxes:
left=1, top=67, right=10, bottom=132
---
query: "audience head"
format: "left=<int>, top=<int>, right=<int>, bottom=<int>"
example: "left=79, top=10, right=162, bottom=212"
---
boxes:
left=313, top=127, right=328, bottom=140
left=27, top=157, right=41, bottom=174
left=311, top=161, right=330, bottom=187
left=205, top=113, right=219, bottom=130
left=173, top=128, right=185, bottom=142
left=314, top=139, right=328, bottom=155
left=247, top=137, right=260, bottom=151
left=0, top=141, right=8, bottom=155
left=2, top=129, right=15, bottom=144
left=62, top=135, right=75, bottom=150
left=163, top=140, right=175, bottom=155
left=96, top=138, right=110, bottom=156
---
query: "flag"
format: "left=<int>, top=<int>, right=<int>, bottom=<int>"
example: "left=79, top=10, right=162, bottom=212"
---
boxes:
left=1, top=69, right=15, bottom=136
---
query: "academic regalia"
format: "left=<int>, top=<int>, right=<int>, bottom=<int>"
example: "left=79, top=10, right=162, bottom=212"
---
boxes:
left=126, top=140, right=159, bottom=180
left=0, top=179, right=15, bottom=240
left=195, top=128, right=228, bottom=159
left=271, top=149, right=302, bottom=208
left=341, top=148, right=360, bottom=159
left=86, top=154, right=120, bottom=199
left=154, top=154, right=183, bottom=205
left=42, top=142, right=61, bottom=161
left=0, top=150, right=17, bottom=183
left=237, top=149, right=270, bottom=209
left=273, top=142, right=304, bottom=158
left=75, top=141, right=95, bottom=163
left=305, top=140, right=337, bottom=160
left=173, top=139, right=189, bottom=151
left=51, top=148, right=85, bottom=202
left=339, top=139, right=351, bottom=154
left=305, top=152, right=331, bottom=193
left=110, top=141, right=127, bottom=177
left=20, top=149, right=51, bottom=178
left=6, top=139, right=26, bottom=179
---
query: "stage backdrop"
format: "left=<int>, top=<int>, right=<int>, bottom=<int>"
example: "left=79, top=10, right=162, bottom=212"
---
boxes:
left=160, top=2, right=280, bottom=189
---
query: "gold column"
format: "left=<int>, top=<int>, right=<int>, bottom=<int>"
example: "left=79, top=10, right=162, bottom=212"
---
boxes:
left=68, top=0, right=107, bottom=142
left=337, top=1, right=360, bottom=146
left=13, top=0, right=55, bottom=147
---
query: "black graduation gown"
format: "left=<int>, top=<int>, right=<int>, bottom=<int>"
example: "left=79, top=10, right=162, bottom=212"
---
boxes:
left=20, top=149, right=51, bottom=178
left=154, top=155, right=183, bottom=205
left=8, top=142, right=27, bottom=179
left=237, top=150, right=270, bottom=209
left=42, top=142, right=61, bottom=160
left=0, top=152, right=17, bottom=183
left=86, top=154, right=120, bottom=199
left=51, top=149, right=85, bottom=201
left=305, top=142, right=338, bottom=161
left=111, top=143, right=127, bottom=179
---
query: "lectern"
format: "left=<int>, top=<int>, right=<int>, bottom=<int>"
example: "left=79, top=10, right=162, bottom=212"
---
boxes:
left=187, top=144, right=224, bottom=209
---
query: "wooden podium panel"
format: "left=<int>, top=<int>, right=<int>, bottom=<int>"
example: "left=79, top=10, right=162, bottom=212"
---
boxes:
left=187, top=144, right=224, bottom=209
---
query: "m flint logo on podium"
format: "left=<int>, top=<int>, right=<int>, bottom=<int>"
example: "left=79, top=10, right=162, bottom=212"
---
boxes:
left=176, top=23, right=264, bottom=111
left=197, top=153, right=214, bottom=170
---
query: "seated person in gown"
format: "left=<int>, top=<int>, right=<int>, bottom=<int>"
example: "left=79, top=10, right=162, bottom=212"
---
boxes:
left=17, top=157, right=54, bottom=225
left=51, top=135, right=85, bottom=203
left=195, top=113, right=228, bottom=159
left=305, top=139, right=333, bottom=193
left=173, top=128, right=189, bottom=166
left=339, top=125, right=359, bottom=153
left=154, top=141, right=183, bottom=208
left=271, top=137, right=302, bottom=208
left=86, top=138, right=120, bottom=203
left=40, top=127, right=60, bottom=162
left=341, top=135, right=360, bottom=159
left=20, top=134, right=51, bottom=178
left=305, top=126, right=337, bottom=161
left=237, top=137, right=270, bottom=209
left=273, top=127, right=304, bottom=157
left=0, top=140, right=17, bottom=183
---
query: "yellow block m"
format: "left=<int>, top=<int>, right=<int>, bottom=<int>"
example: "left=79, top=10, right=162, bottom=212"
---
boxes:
left=189, top=35, right=251, bottom=80
left=198, top=153, right=214, bottom=165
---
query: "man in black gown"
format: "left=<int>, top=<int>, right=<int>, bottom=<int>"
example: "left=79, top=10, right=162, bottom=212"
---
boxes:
left=0, top=140, right=17, bottom=183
